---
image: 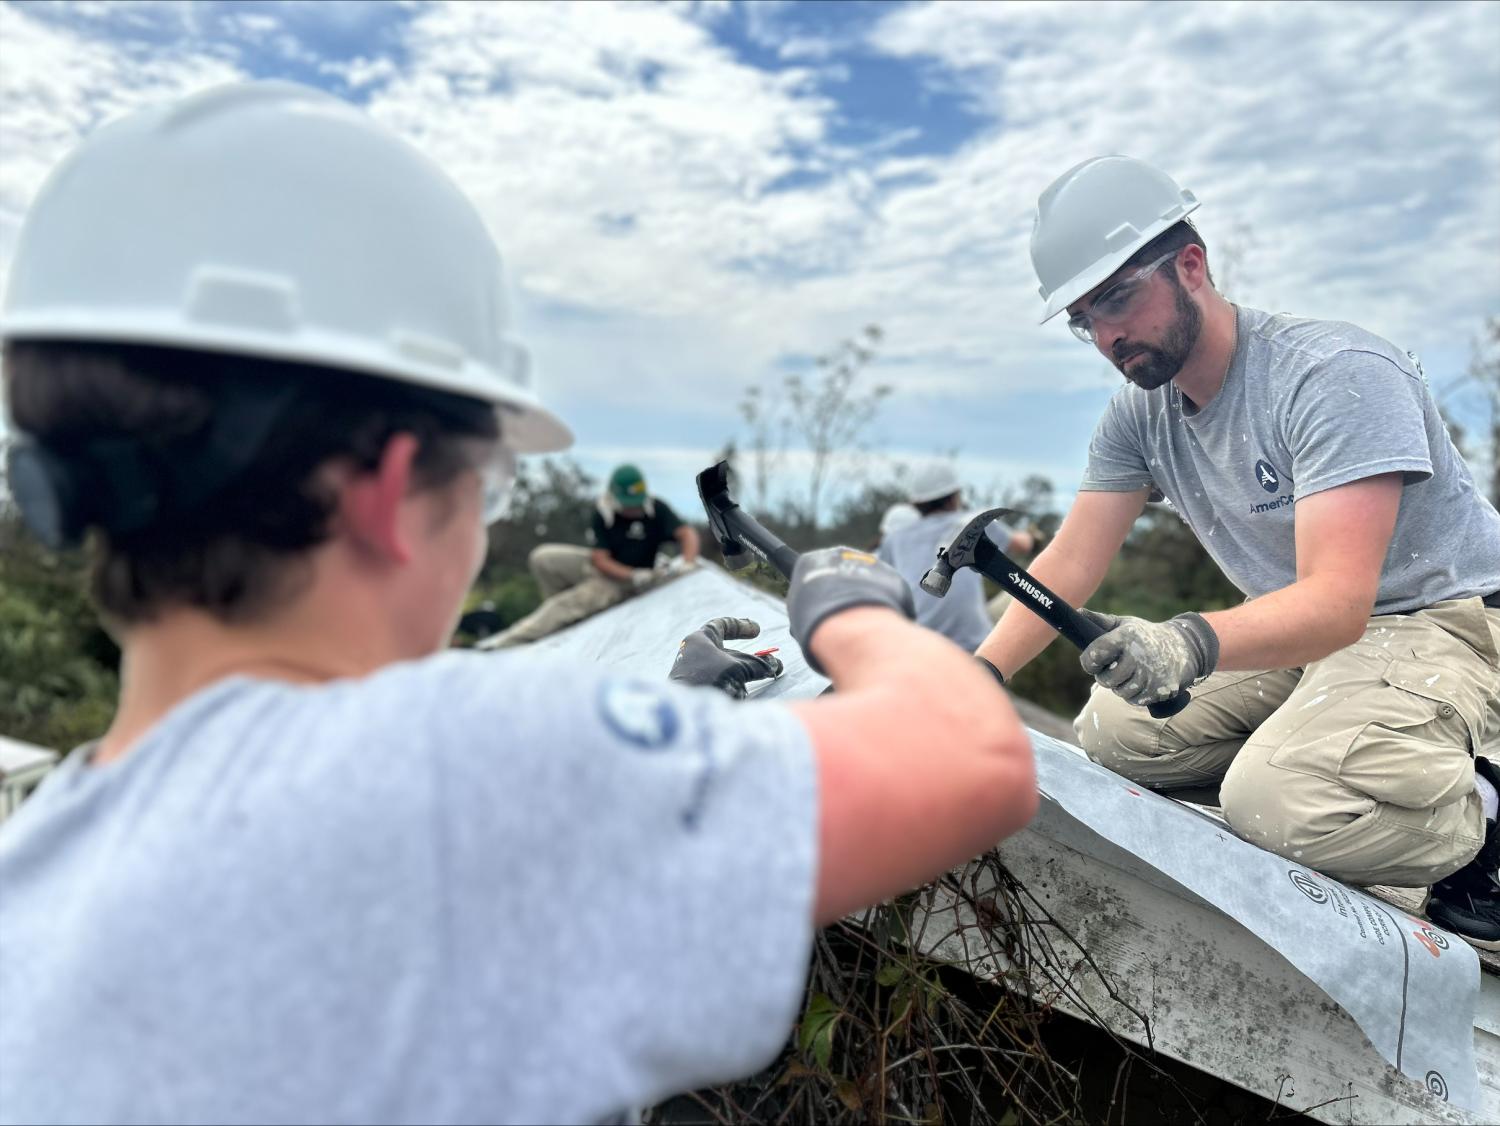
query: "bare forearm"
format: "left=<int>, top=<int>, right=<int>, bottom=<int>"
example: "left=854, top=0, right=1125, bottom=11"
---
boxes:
left=809, top=608, right=980, bottom=693
left=796, top=608, right=1038, bottom=922
left=975, top=545, right=1110, bottom=678
left=1205, top=474, right=1399, bottom=670
left=676, top=526, right=700, bottom=564
left=1204, top=576, right=1370, bottom=671
left=591, top=552, right=635, bottom=581
left=808, top=611, right=1023, bottom=759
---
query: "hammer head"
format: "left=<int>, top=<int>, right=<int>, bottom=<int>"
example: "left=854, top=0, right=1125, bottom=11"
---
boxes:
left=696, top=460, right=752, bottom=570
left=920, top=506, right=1024, bottom=597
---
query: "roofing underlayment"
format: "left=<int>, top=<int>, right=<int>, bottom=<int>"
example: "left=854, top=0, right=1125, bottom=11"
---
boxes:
left=527, top=561, right=1500, bottom=1125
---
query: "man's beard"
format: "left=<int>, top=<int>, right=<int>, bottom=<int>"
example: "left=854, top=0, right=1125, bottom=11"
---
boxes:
left=1113, top=283, right=1202, bottom=391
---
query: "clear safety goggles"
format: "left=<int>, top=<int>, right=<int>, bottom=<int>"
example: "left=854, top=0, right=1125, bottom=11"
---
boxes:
left=477, top=443, right=518, bottom=526
left=1066, top=249, right=1181, bottom=344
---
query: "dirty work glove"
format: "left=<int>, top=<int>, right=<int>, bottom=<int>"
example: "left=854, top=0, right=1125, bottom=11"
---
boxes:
left=1078, top=609, right=1219, bottom=708
left=656, top=556, right=697, bottom=578
left=786, top=547, right=916, bottom=675
left=629, top=568, right=656, bottom=591
left=669, top=617, right=784, bottom=699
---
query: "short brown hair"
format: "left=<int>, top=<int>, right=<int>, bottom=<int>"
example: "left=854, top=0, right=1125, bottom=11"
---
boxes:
left=1122, top=220, right=1214, bottom=287
left=5, top=341, right=498, bottom=625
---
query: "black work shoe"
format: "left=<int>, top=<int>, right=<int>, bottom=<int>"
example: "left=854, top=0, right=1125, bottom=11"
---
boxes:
left=1427, top=757, right=1500, bottom=951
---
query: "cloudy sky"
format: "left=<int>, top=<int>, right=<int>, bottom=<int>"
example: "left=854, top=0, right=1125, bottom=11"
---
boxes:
left=2, top=0, right=1497, bottom=518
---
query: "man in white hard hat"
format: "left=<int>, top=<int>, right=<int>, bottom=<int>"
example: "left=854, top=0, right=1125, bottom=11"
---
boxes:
left=0, top=83, right=1038, bottom=1123
left=976, top=154, right=1500, bottom=948
left=876, top=500, right=921, bottom=545
left=877, top=463, right=1036, bottom=652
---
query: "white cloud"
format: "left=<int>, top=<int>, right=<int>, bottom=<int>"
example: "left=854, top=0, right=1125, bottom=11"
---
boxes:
left=320, top=54, right=398, bottom=90
left=0, top=3, right=244, bottom=217
left=351, top=0, right=862, bottom=408
left=865, top=0, right=1500, bottom=362
left=1, top=0, right=1495, bottom=506
left=779, top=35, right=836, bottom=62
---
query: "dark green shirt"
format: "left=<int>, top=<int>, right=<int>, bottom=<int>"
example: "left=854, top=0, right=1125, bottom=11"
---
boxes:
left=588, top=500, right=683, bottom=569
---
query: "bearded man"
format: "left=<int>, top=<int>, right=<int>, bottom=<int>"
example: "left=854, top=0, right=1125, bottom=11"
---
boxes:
left=976, top=155, right=1500, bottom=948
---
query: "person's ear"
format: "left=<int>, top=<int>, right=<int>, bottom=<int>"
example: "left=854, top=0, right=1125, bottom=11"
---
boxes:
left=340, top=432, right=420, bottom=565
left=1178, top=244, right=1209, bottom=292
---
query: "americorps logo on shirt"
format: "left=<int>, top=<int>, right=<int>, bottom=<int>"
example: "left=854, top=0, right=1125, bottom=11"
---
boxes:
left=1248, top=457, right=1294, bottom=515
left=1253, top=458, right=1283, bottom=494
left=598, top=680, right=680, bottom=750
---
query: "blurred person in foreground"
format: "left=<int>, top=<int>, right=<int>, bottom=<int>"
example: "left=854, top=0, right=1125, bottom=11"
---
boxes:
left=0, top=82, right=1037, bottom=1124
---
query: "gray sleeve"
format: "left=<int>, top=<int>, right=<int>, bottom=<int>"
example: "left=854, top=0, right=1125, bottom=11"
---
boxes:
left=424, top=656, right=817, bottom=1110
left=1079, top=393, right=1154, bottom=492
left=1285, top=350, right=1433, bottom=499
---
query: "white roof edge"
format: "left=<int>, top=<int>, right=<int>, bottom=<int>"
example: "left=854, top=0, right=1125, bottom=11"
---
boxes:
left=0, top=734, right=61, bottom=777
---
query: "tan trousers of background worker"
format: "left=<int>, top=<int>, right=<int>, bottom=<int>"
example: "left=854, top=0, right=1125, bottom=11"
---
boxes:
left=484, top=545, right=635, bottom=650
left=1075, top=598, right=1500, bottom=888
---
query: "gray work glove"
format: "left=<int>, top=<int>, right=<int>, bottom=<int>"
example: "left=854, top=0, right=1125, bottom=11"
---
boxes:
left=786, top=547, right=916, bottom=675
left=1078, top=609, right=1219, bottom=708
left=668, top=617, right=784, bottom=700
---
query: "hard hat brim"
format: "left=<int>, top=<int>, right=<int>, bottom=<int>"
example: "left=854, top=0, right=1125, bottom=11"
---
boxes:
left=0, top=312, right=574, bottom=454
left=1037, top=202, right=1199, bottom=324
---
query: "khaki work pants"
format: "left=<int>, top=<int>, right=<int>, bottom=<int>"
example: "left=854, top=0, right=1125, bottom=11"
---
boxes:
left=1074, top=598, right=1500, bottom=888
left=485, top=545, right=635, bottom=649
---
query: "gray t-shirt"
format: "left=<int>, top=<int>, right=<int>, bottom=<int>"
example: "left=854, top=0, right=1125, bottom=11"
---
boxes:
left=878, top=511, right=1015, bottom=652
left=0, top=653, right=817, bottom=1125
left=1081, top=305, right=1500, bottom=613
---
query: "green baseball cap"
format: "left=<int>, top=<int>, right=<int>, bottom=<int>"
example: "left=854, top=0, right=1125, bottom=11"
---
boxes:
left=609, top=463, right=648, bottom=506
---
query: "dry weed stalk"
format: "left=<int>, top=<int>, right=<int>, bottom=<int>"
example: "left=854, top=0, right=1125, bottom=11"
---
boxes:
left=649, top=850, right=1220, bottom=1126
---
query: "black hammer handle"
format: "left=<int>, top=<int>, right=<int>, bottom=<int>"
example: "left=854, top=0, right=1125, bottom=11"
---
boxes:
left=971, top=537, right=1191, bottom=720
left=696, top=465, right=800, bottom=578
left=718, top=509, right=800, bottom=579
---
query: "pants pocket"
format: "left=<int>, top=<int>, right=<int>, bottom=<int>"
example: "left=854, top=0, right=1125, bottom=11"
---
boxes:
left=1379, top=658, right=1483, bottom=753
left=1265, top=658, right=1478, bottom=811
left=1344, top=659, right=1479, bottom=810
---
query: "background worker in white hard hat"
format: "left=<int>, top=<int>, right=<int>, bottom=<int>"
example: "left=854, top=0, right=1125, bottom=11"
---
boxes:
left=0, top=82, right=1037, bottom=1124
left=877, top=463, right=1036, bottom=652
left=483, top=462, right=699, bottom=649
left=868, top=498, right=919, bottom=554
left=874, top=499, right=921, bottom=549
left=975, top=154, right=1500, bottom=948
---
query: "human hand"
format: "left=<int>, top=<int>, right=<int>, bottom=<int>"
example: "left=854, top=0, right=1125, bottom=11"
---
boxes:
left=668, top=617, right=784, bottom=699
left=1078, top=609, right=1218, bottom=708
left=786, top=547, right=915, bottom=674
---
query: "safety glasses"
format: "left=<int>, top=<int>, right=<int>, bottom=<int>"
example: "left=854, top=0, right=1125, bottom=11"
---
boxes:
left=478, top=443, right=518, bottom=525
left=1066, top=249, right=1181, bottom=344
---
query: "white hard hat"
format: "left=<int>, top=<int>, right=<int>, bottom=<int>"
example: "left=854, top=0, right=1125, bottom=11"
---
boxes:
left=907, top=463, right=962, bottom=505
left=1030, top=155, right=1199, bottom=324
left=0, top=81, right=571, bottom=454
left=879, top=502, right=920, bottom=536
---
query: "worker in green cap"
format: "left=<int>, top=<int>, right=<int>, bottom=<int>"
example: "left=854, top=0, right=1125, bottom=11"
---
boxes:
left=484, top=463, right=700, bottom=648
